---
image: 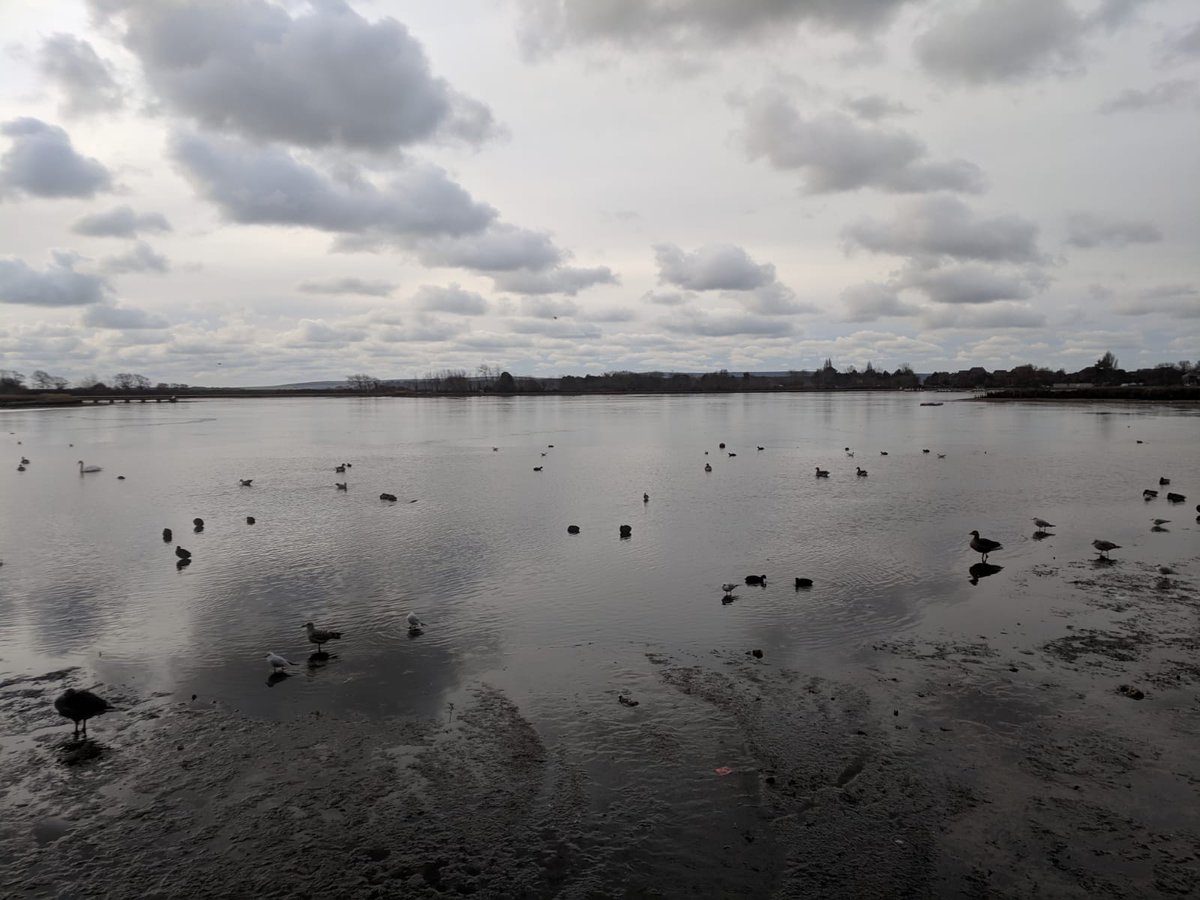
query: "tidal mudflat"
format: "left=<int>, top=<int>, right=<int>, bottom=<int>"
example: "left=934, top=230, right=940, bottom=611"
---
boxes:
left=1, top=395, right=1198, bottom=896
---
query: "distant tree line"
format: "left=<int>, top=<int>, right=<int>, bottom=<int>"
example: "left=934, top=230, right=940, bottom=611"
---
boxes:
left=0, top=370, right=188, bottom=393
left=924, top=353, right=1196, bottom=390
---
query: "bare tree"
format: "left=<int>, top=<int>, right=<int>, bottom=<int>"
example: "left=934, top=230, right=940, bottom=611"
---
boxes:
left=0, top=369, right=26, bottom=391
left=113, top=373, right=151, bottom=391
left=346, top=373, right=381, bottom=393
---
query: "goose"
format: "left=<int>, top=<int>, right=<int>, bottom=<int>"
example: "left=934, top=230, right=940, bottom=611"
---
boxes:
left=239, top=479, right=253, bottom=487
left=16, top=464, right=25, bottom=471
left=406, top=612, right=425, bottom=635
left=19, top=456, right=29, bottom=464
left=619, top=524, right=632, bottom=536
left=1159, top=476, right=1170, bottom=485
left=1143, top=489, right=1158, bottom=499
left=265, top=651, right=296, bottom=671
left=1092, top=539, right=1120, bottom=560
left=1032, top=518, right=1055, bottom=530
left=880, top=451, right=889, bottom=456
left=969, top=530, right=1002, bottom=561
left=756, top=446, right=764, bottom=451
left=1166, top=492, right=1186, bottom=503
left=335, top=482, right=347, bottom=490
left=533, top=466, right=543, bottom=472
left=794, top=577, right=813, bottom=588
left=856, top=467, right=868, bottom=477
left=719, top=442, right=726, bottom=449
left=814, top=467, right=829, bottom=478
left=77, top=460, right=101, bottom=473
left=379, top=493, right=398, bottom=502
left=335, top=465, right=346, bottom=473
left=304, top=621, right=342, bottom=651
left=922, top=449, right=930, bottom=454
left=567, top=525, right=581, bottom=534
left=744, top=574, right=766, bottom=585
left=728, top=452, right=737, bottom=457
left=54, top=688, right=113, bottom=737
left=174, top=545, right=191, bottom=559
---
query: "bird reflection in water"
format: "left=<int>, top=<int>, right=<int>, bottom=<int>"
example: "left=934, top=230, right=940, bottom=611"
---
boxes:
left=266, top=671, right=290, bottom=688
left=1032, top=530, right=1054, bottom=541
left=307, top=651, right=336, bottom=667
left=968, top=562, right=1004, bottom=585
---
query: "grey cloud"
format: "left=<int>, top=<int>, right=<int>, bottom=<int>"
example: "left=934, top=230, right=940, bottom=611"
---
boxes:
left=899, top=263, right=1039, bottom=305
left=375, top=318, right=467, bottom=343
left=661, top=309, right=795, bottom=337
left=508, top=318, right=602, bottom=339
left=413, top=284, right=489, bottom=316
left=170, top=132, right=495, bottom=238
left=1163, top=21, right=1200, bottom=64
left=919, top=303, right=1046, bottom=329
left=102, top=241, right=170, bottom=274
left=298, top=277, right=395, bottom=297
left=582, top=307, right=637, bottom=323
left=741, top=92, right=983, bottom=194
left=1098, top=80, right=1199, bottom=113
left=284, top=319, right=367, bottom=346
left=0, top=253, right=109, bottom=306
left=72, top=205, right=172, bottom=238
left=1115, top=284, right=1200, bottom=318
left=82, top=303, right=168, bottom=329
left=841, top=282, right=919, bottom=321
left=843, top=195, right=1043, bottom=264
left=92, top=0, right=495, bottom=150
left=490, top=266, right=617, bottom=295
left=1065, top=212, right=1162, bottom=248
left=915, top=0, right=1084, bottom=85
left=516, top=0, right=914, bottom=59
left=0, top=118, right=113, bottom=199
left=38, top=34, right=124, bottom=116
left=844, top=93, right=913, bottom=121
left=520, top=297, right=579, bottom=318
left=417, top=225, right=563, bottom=271
left=643, top=290, right=691, bottom=306
left=656, top=243, right=774, bottom=290
left=738, top=282, right=819, bottom=316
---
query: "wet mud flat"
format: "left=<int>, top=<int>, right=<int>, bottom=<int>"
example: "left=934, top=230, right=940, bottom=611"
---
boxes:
left=3, top=558, right=1199, bottom=898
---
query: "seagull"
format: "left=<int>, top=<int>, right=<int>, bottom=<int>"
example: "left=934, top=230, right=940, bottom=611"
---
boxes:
left=720, top=583, right=737, bottom=598
left=856, top=466, right=868, bottom=477
left=815, top=467, right=829, bottom=477
left=239, top=479, right=253, bottom=487
left=265, top=651, right=295, bottom=671
left=1032, top=518, right=1055, bottom=530
left=969, top=530, right=1002, bottom=561
left=304, top=621, right=342, bottom=652
left=1092, top=539, right=1120, bottom=560
left=77, top=460, right=102, bottom=473
left=406, top=612, right=426, bottom=635
left=937, top=453, right=946, bottom=459
left=54, top=688, right=113, bottom=738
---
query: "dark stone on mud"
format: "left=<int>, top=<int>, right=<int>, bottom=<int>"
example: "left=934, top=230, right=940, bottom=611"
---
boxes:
left=751, top=649, right=763, bottom=659
left=1117, top=684, right=1146, bottom=700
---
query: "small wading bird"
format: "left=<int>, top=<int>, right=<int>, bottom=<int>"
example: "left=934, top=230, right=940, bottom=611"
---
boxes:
left=1093, top=539, right=1120, bottom=560
left=1032, top=518, right=1055, bottom=530
left=406, top=612, right=426, bottom=635
left=304, top=621, right=342, bottom=652
left=266, top=651, right=295, bottom=671
left=54, top=688, right=113, bottom=738
left=969, top=530, right=1002, bottom=562
left=77, top=460, right=101, bottom=473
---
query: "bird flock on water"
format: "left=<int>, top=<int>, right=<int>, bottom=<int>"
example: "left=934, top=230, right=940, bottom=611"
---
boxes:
left=10, top=426, right=1195, bottom=740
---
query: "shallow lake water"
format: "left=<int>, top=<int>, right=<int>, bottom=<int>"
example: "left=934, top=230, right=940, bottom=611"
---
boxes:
left=2, top=394, right=1199, bottom=891
left=1, top=394, right=1197, bottom=718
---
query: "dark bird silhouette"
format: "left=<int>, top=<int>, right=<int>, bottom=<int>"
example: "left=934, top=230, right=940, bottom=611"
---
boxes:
left=704, top=463, right=712, bottom=472
left=757, top=446, right=764, bottom=451
left=379, top=493, right=397, bottom=501
left=1166, top=492, right=1186, bottom=503
left=1093, top=539, right=1120, bottom=560
left=745, top=574, right=766, bottom=585
left=880, top=451, right=889, bottom=456
left=643, top=493, right=649, bottom=502
left=162, top=528, right=172, bottom=542
left=239, top=479, right=253, bottom=487
left=335, top=465, right=346, bottom=473
left=54, top=688, right=112, bottom=738
left=728, top=452, right=737, bottom=457
left=619, top=524, right=632, bottom=537
left=815, top=467, right=829, bottom=478
left=1143, top=489, right=1158, bottom=499
left=304, top=621, right=343, bottom=652
left=246, top=516, right=255, bottom=525
left=1159, top=476, right=1170, bottom=485
left=336, top=482, right=347, bottom=490
left=567, top=525, right=580, bottom=534
left=174, top=545, right=191, bottom=559
left=794, top=577, right=813, bottom=589
left=533, top=466, right=543, bottom=472
left=969, top=530, right=1002, bottom=561
left=856, top=466, right=868, bottom=477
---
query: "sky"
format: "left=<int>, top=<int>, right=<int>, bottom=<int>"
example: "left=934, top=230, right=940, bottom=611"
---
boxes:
left=0, top=0, right=1197, bottom=386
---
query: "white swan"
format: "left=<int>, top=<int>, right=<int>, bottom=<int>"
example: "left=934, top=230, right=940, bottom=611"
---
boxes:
left=78, top=460, right=101, bottom=473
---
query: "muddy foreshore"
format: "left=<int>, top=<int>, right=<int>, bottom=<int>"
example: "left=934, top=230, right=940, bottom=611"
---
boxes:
left=2, top=557, right=1198, bottom=898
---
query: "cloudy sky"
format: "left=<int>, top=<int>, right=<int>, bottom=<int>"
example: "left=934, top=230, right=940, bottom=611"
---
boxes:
left=1, top=0, right=1197, bottom=385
